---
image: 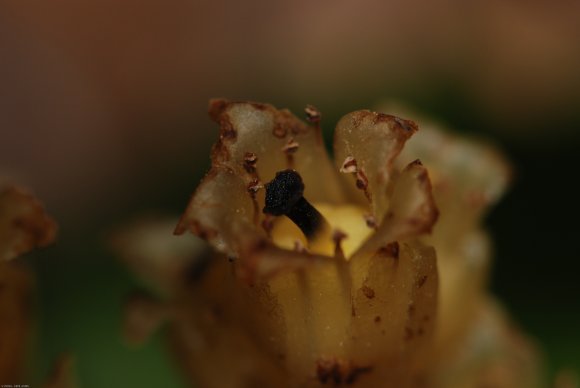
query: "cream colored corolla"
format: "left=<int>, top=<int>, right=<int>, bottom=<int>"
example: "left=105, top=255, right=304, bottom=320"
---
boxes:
left=119, top=100, right=540, bottom=388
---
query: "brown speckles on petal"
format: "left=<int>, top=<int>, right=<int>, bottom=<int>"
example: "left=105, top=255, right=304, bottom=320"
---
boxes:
left=208, top=100, right=237, bottom=142
left=355, top=170, right=371, bottom=201
left=207, top=98, right=229, bottom=122
left=334, top=110, right=419, bottom=219
left=361, top=285, right=375, bottom=299
left=316, top=358, right=373, bottom=386
left=345, top=366, right=373, bottom=385
left=273, top=123, right=288, bottom=138
left=404, top=327, right=414, bottom=342
left=243, top=152, right=258, bottom=174
left=377, top=241, right=399, bottom=259
left=339, top=156, right=372, bottom=202
left=407, top=159, right=423, bottom=168
left=417, top=275, right=428, bottom=289
left=188, top=220, right=218, bottom=241
left=393, top=116, right=419, bottom=133
left=273, top=110, right=309, bottom=138
left=220, top=119, right=237, bottom=140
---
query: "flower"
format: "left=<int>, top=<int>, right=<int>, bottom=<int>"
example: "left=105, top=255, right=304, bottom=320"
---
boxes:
left=120, top=100, right=540, bottom=387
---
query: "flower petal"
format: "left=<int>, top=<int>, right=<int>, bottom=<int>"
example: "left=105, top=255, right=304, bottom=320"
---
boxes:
left=349, top=240, right=438, bottom=385
left=113, top=216, right=207, bottom=295
left=0, top=185, right=57, bottom=261
left=351, top=160, right=438, bottom=261
left=175, top=166, right=259, bottom=257
left=208, top=99, right=345, bottom=204
left=432, top=298, right=541, bottom=388
left=435, top=229, right=492, bottom=352
left=396, top=116, right=511, bottom=253
left=173, top=256, right=287, bottom=387
left=175, top=166, right=326, bottom=279
left=333, top=110, right=418, bottom=220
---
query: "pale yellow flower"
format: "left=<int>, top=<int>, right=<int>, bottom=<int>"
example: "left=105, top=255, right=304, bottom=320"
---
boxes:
left=120, top=100, right=540, bottom=388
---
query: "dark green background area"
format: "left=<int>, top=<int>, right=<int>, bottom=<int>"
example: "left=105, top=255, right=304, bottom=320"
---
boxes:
left=27, top=86, right=580, bottom=387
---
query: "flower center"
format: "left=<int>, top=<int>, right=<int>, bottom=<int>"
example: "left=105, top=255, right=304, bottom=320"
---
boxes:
left=270, top=203, right=373, bottom=258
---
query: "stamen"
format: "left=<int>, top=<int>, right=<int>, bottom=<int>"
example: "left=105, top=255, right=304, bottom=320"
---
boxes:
left=305, top=105, right=321, bottom=127
left=305, top=104, right=323, bottom=144
left=332, top=229, right=348, bottom=259
left=263, top=169, right=329, bottom=241
left=364, top=214, right=378, bottom=230
left=340, top=156, right=372, bottom=201
left=340, top=156, right=358, bottom=173
left=243, top=152, right=258, bottom=174
left=282, top=138, right=299, bottom=169
left=261, top=215, right=274, bottom=238
left=247, top=178, right=263, bottom=225
left=293, top=240, right=308, bottom=254
left=244, top=152, right=262, bottom=225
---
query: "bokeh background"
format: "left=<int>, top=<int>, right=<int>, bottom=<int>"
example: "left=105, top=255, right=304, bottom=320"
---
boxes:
left=1, top=0, right=579, bottom=386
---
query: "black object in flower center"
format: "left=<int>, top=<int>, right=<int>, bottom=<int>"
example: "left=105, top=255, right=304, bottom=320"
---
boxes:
left=263, top=169, right=327, bottom=240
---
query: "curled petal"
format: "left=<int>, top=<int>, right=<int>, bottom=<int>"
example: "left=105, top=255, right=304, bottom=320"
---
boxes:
left=334, top=110, right=418, bottom=220
left=394, top=114, right=512, bottom=253
left=352, top=160, right=438, bottom=261
left=0, top=185, right=57, bottom=261
left=175, top=166, right=259, bottom=257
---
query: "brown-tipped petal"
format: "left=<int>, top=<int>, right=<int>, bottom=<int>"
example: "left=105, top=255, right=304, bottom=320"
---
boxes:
left=0, top=185, right=57, bottom=261
left=334, top=110, right=418, bottom=220
left=113, top=217, right=207, bottom=295
left=208, top=100, right=345, bottom=205
left=175, top=166, right=261, bottom=258
left=351, top=160, right=438, bottom=261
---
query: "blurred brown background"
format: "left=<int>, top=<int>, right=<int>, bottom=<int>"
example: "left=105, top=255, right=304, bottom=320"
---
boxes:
left=1, top=0, right=579, bottom=386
